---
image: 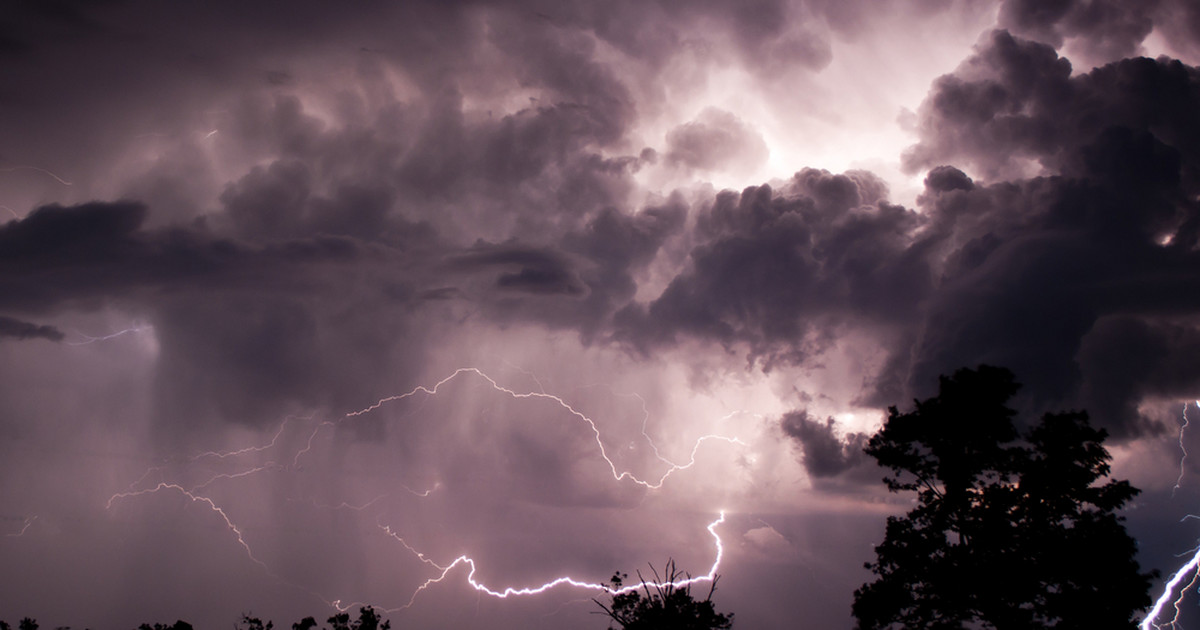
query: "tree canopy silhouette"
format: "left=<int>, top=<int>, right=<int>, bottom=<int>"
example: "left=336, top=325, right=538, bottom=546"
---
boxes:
left=593, top=560, right=733, bottom=630
left=853, top=365, right=1155, bottom=629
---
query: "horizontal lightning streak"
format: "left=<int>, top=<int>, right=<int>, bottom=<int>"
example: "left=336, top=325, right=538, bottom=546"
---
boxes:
left=65, top=323, right=152, bottom=346
left=364, top=512, right=727, bottom=613
left=344, top=367, right=744, bottom=489
left=108, top=367, right=746, bottom=617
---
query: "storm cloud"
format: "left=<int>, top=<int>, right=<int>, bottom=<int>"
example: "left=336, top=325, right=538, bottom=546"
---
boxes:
left=3, top=2, right=1200, bottom=629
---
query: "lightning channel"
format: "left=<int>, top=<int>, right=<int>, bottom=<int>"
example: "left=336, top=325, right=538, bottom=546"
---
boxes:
left=341, top=367, right=744, bottom=489
left=366, top=512, right=727, bottom=613
left=108, top=367, right=745, bottom=617
left=0, top=165, right=73, bottom=186
left=107, top=482, right=269, bottom=571
left=1141, top=401, right=1200, bottom=630
left=1173, top=401, right=1195, bottom=497
left=4, top=515, right=37, bottom=537
left=65, top=322, right=152, bottom=346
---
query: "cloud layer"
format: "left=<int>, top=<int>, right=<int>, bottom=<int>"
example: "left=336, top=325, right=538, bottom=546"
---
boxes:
left=3, top=1, right=1200, bottom=629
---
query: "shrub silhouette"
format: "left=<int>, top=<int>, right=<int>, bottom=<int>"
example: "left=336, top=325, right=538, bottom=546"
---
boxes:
left=593, top=559, right=733, bottom=629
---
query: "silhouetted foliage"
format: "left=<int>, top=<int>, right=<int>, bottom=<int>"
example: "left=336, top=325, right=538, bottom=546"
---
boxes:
left=237, top=616, right=272, bottom=630
left=292, top=617, right=317, bottom=630
left=593, top=559, right=733, bottom=630
left=325, top=607, right=389, bottom=630
left=853, top=365, right=1155, bottom=629
left=136, top=622, right=192, bottom=630
left=19, top=620, right=36, bottom=630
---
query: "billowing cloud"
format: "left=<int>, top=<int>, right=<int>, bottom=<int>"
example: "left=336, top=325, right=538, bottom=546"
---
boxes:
left=3, top=3, right=1200, bottom=630
left=780, top=410, right=870, bottom=479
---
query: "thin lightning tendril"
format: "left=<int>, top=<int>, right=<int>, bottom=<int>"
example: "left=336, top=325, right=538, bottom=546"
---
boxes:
left=106, top=367, right=743, bottom=615
left=107, top=483, right=269, bottom=571
left=342, top=368, right=744, bottom=489
left=4, top=515, right=37, bottom=537
left=65, top=323, right=151, bottom=346
left=1174, top=401, right=1192, bottom=497
left=0, top=165, right=73, bottom=186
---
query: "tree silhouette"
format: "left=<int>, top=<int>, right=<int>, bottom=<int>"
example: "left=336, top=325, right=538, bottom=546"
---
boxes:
left=136, top=622, right=192, bottom=630
left=853, top=365, right=1155, bottom=629
left=237, top=616, right=272, bottom=630
left=325, top=607, right=388, bottom=630
left=593, top=560, right=733, bottom=630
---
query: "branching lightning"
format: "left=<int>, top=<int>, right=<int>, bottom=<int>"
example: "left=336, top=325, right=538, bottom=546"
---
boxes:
left=352, top=512, right=728, bottom=614
left=105, top=367, right=744, bottom=617
left=340, top=367, right=744, bottom=489
left=1142, top=401, right=1200, bottom=630
left=107, top=483, right=269, bottom=571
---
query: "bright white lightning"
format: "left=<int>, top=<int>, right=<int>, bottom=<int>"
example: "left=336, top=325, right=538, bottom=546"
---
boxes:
left=1141, top=400, right=1200, bottom=630
left=360, top=512, right=727, bottom=613
left=107, top=367, right=746, bottom=616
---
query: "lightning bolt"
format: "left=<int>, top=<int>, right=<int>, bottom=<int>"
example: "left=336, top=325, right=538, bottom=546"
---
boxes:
left=360, top=511, right=727, bottom=613
left=106, top=367, right=746, bottom=617
left=65, top=322, right=152, bottom=346
left=0, top=165, right=73, bottom=186
left=1174, top=401, right=1194, bottom=497
left=107, top=483, right=270, bottom=571
left=4, top=515, right=37, bottom=537
left=1141, top=401, right=1200, bottom=630
left=341, top=367, right=744, bottom=489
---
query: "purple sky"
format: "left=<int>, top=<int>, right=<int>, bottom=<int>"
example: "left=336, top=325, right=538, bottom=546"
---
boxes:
left=3, top=1, right=1200, bottom=628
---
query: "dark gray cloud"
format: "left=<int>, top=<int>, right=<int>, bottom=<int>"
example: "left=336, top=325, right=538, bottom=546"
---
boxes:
left=4, top=2, right=1200, bottom=629
left=615, top=169, right=928, bottom=368
left=780, top=410, right=870, bottom=479
left=0, top=316, right=63, bottom=342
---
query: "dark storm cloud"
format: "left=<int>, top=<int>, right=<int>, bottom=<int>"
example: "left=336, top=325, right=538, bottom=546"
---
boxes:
left=904, top=29, right=1200, bottom=184
left=779, top=410, right=870, bottom=478
left=0, top=316, right=63, bottom=342
left=998, top=0, right=1155, bottom=61
left=871, top=30, right=1200, bottom=437
left=0, top=199, right=440, bottom=431
left=602, top=30, right=1200, bottom=442
left=452, top=243, right=587, bottom=296
left=615, top=169, right=929, bottom=368
left=0, top=200, right=366, bottom=310
left=997, top=0, right=1200, bottom=64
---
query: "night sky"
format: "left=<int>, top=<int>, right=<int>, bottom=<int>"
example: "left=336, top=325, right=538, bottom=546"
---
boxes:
left=3, top=1, right=1200, bottom=628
